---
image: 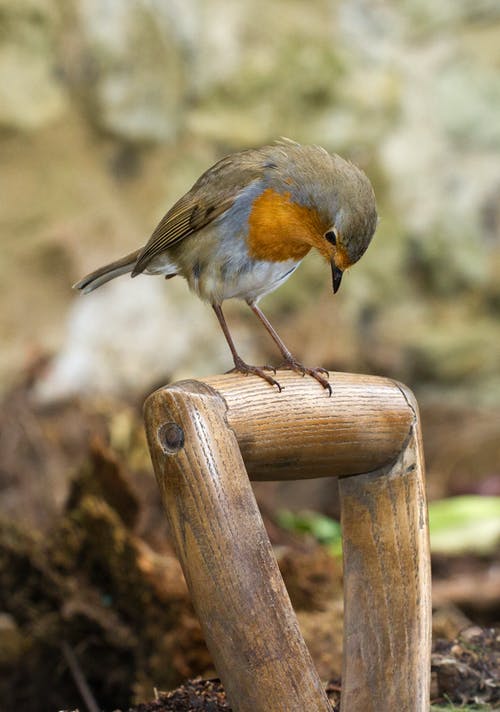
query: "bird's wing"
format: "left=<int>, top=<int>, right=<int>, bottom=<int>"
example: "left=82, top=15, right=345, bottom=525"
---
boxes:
left=132, top=153, right=264, bottom=276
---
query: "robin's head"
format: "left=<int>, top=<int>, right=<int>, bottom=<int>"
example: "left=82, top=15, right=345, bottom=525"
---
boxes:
left=268, top=142, right=378, bottom=293
left=313, top=154, right=378, bottom=293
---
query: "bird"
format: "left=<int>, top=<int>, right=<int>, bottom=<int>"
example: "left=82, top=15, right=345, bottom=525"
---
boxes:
left=74, top=139, right=377, bottom=394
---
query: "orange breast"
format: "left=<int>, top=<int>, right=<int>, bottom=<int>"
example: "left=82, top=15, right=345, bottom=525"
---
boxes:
left=247, top=188, right=324, bottom=262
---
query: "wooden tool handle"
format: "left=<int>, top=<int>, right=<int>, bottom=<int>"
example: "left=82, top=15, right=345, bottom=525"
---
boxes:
left=145, top=378, right=331, bottom=712
left=144, top=372, right=431, bottom=712
left=339, top=416, right=431, bottom=712
left=151, top=371, right=414, bottom=481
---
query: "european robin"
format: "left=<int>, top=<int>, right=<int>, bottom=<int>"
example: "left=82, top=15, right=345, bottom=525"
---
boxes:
left=75, top=139, right=377, bottom=393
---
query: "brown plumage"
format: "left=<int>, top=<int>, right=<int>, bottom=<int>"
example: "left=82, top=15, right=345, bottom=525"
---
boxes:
left=75, top=139, right=378, bottom=393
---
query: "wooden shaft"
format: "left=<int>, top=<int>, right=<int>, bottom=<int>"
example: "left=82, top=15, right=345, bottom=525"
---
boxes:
left=170, top=371, right=414, bottom=481
left=144, top=380, right=331, bottom=712
left=339, top=386, right=431, bottom=712
left=144, top=372, right=431, bottom=710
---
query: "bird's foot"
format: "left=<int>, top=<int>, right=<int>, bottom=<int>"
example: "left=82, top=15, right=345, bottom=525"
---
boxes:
left=227, top=358, right=282, bottom=391
left=278, top=358, right=332, bottom=395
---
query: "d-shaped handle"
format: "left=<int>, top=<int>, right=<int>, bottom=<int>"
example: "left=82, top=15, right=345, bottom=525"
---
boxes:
left=144, top=371, right=431, bottom=712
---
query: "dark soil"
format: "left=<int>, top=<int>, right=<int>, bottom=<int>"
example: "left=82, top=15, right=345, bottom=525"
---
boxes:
left=1, top=381, right=499, bottom=711
left=115, top=625, right=500, bottom=712
left=116, top=677, right=342, bottom=712
left=431, top=627, right=500, bottom=706
left=124, top=679, right=231, bottom=712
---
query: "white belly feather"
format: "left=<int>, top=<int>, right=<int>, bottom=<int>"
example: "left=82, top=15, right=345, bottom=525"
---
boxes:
left=206, top=258, right=299, bottom=303
left=144, top=180, right=303, bottom=304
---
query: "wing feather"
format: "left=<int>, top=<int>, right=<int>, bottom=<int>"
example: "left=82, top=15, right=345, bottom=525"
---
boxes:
left=132, top=151, right=265, bottom=276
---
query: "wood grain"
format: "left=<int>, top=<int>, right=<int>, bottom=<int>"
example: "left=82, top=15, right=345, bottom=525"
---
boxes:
left=167, top=371, right=414, bottom=480
left=144, top=372, right=431, bottom=712
left=339, top=386, right=431, bottom=712
left=144, top=379, right=332, bottom=712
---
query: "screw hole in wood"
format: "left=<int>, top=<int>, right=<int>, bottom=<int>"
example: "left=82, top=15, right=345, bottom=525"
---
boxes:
left=158, top=422, right=184, bottom=454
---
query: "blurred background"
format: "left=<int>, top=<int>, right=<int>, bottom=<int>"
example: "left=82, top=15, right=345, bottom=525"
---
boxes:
left=0, top=0, right=499, bottom=710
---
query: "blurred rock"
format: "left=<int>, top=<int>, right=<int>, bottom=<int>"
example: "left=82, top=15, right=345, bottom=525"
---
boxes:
left=1, top=0, right=500, bottom=406
left=0, top=0, right=68, bottom=130
left=434, top=61, right=500, bottom=149
left=401, top=0, right=500, bottom=31
left=74, top=0, right=187, bottom=143
left=36, top=277, right=230, bottom=401
left=33, top=277, right=257, bottom=401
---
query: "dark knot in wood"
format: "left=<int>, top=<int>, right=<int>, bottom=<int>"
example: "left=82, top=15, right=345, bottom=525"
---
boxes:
left=157, top=422, right=184, bottom=454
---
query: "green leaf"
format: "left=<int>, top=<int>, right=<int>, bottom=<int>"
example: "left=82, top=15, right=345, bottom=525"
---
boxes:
left=276, top=509, right=342, bottom=556
left=277, top=496, right=500, bottom=560
left=429, top=496, right=500, bottom=555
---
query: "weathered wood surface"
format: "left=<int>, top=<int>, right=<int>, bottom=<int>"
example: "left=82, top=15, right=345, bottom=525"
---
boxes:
left=144, top=371, right=431, bottom=712
left=144, top=378, right=331, bottom=712
left=193, top=371, right=412, bottom=480
left=339, top=387, right=431, bottom=712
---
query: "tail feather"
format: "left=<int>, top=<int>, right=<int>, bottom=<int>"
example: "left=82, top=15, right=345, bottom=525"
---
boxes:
left=73, top=250, right=140, bottom=294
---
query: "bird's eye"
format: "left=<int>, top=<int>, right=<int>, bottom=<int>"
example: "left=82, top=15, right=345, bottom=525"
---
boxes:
left=325, top=229, right=337, bottom=246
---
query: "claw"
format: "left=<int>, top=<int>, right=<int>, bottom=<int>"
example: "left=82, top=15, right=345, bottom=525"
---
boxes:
left=279, top=359, right=332, bottom=396
left=261, top=364, right=277, bottom=374
left=227, top=358, right=283, bottom=391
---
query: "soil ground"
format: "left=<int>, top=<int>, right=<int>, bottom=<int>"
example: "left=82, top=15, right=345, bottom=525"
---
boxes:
left=0, top=375, right=499, bottom=711
left=119, top=625, right=500, bottom=711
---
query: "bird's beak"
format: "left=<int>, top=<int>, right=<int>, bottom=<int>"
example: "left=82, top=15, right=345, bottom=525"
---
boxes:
left=331, top=260, right=343, bottom=294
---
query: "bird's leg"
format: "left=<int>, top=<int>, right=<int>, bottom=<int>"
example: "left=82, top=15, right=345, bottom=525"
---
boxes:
left=247, top=301, right=332, bottom=395
left=212, top=304, right=281, bottom=390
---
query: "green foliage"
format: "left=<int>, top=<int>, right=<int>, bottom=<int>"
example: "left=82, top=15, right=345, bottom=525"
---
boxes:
left=276, top=509, right=343, bottom=557
left=278, top=496, right=500, bottom=558
left=428, top=496, right=500, bottom=555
